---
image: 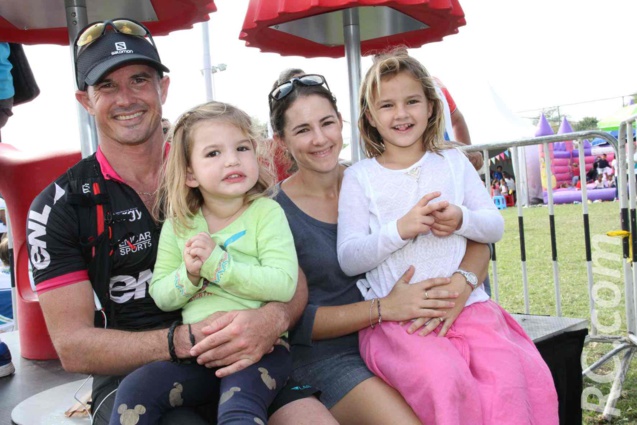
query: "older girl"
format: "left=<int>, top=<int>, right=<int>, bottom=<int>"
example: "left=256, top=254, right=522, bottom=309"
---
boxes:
left=337, top=50, right=558, bottom=424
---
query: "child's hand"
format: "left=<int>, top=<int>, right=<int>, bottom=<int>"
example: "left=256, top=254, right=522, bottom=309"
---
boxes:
left=397, top=192, right=449, bottom=240
left=184, top=232, right=216, bottom=281
left=431, top=204, right=463, bottom=237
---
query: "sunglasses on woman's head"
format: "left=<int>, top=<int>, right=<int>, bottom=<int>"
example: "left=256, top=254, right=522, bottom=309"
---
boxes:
left=268, top=74, right=331, bottom=104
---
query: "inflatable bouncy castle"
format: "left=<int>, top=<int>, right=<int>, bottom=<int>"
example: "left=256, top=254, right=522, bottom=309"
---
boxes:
left=536, top=116, right=616, bottom=204
left=538, top=116, right=601, bottom=190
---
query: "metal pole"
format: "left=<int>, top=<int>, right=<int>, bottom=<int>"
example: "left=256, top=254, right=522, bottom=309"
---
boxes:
left=577, top=140, right=596, bottom=335
left=343, top=8, right=362, bottom=163
left=603, top=348, right=635, bottom=419
left=625, top=121, right=637, bottom=335
left=483, top=148, right=499, bottom=302
left=542, top=142, right=561, bottom=316
left=202, top=21, right=214, bottom=101
left=517, top=147, right=529, bottom=207
left=512, top=146, right=530, bottom=313
left=65, top=0, right=98, bottom=157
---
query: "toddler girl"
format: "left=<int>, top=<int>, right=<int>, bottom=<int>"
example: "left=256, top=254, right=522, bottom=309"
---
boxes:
left=109, top=101, right=298, bottom=425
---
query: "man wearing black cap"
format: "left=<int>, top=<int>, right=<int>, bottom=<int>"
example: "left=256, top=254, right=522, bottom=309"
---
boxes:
left=26, top=19, right=333, bottom=425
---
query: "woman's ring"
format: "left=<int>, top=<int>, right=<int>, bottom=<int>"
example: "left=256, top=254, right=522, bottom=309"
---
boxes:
left=424, top=291, right=429, bottom=300
left=439, top=317, right=445, bottom=323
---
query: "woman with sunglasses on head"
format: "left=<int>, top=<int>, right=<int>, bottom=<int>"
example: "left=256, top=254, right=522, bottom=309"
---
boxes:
left=269, top=70, right=492, bottom=424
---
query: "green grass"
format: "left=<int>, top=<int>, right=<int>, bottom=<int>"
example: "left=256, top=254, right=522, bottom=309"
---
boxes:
left=494, top=201, right=637, bottom=423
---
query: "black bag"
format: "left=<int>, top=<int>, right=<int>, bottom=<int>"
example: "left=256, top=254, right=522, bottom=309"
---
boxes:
left=8, top=43, right=40, bottom=106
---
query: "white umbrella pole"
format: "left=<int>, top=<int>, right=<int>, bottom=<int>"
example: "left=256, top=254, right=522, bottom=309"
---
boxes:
left=202, top=21, right=214, bottom=102
left=65, top=0, right=98, bottom=157
left=343, top=9, right=362, bottom=163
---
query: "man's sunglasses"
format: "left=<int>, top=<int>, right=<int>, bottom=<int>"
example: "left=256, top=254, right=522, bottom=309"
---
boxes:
left=74, top=18, right=156, bottom=58
left=269, top=74, right=331, bottom=105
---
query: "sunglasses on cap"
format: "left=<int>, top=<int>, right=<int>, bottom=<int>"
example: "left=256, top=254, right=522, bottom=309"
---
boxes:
left=269, top=74, right=331, bottom=105
left=74, top=18, right=156, bottom=58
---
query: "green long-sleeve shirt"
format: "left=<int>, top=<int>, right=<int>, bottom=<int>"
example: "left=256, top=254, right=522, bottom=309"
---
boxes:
left=150, top=197, right=298, bottom=324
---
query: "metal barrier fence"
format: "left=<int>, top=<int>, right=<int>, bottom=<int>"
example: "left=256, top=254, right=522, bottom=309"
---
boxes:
left=461, top=125, right=637, bottom=419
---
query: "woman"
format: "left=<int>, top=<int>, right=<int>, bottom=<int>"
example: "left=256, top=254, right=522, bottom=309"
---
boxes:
left=269, top=71, right=492, bottom=424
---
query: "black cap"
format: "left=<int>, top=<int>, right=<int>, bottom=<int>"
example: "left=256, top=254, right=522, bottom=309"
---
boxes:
left=75, top=31, right=169, bottom=90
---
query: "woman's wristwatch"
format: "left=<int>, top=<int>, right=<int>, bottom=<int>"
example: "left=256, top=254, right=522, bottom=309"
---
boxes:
left=454, top=269, right=478, bottom=291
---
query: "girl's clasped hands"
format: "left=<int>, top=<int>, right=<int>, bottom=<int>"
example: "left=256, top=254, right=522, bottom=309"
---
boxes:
left=397, top=190, right=464, bottom=240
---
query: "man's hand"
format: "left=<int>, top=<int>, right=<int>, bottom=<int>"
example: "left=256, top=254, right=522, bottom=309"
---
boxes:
left=189, top=307, right=284, bottom=378
left=397, top=192, right=448, bottom=240
left=467, top=152, right=484, bottom=171
left=431, top=204, right=463, bottom=237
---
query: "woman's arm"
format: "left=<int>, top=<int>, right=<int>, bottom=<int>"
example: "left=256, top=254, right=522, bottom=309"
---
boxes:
left=407, top=240, right=491, bottom=337
left=311, top=267, right=458, bottom=340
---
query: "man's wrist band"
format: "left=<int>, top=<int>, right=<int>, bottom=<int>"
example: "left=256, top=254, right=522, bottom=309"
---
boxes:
left=188, top=323, right=196, bottom=348
left=167, top=320, right=182, bottom=363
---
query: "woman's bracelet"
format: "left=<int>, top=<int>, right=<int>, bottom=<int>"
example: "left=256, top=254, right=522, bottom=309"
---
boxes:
left=369, top=298, right=377, bottom=329
left=369, top=298, right=382, bottom=329
left=167, top=320, right=182, bottom=363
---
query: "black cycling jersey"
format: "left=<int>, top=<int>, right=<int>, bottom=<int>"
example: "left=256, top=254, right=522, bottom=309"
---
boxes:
left=27, top=154, right=180, bottom=331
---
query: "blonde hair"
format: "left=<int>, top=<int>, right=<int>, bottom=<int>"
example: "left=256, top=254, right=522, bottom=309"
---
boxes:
left=158, top=101, right=275, bottom=234
left=358, top=48, right=447, bottom=158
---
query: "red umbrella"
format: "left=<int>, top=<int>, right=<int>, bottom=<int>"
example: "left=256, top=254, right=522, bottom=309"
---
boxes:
left=240, top=0, right=464, bottom=162
left=240, top=0, right=465, bottom=58
left=0, top=0, right=217, bottom=45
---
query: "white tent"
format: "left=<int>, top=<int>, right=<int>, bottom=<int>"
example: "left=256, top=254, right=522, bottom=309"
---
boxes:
left=452, top=79, right=541, bottom=205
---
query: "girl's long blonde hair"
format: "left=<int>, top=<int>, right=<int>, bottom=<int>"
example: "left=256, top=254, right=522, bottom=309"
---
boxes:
left=358, top=48, right=447, bottom=158
left=158, top=101, right=275, bottom=234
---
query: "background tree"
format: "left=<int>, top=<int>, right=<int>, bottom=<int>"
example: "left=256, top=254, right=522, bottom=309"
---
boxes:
left=573, top=116, right=599, bottom=131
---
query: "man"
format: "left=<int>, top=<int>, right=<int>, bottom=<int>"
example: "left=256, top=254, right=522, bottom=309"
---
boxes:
left=26, top=20, right=334, bottom=425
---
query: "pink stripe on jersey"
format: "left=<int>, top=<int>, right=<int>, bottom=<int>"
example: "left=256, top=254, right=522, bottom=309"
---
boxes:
left=96, top=144, right=171, bottom=183
left=96, top=147, right=124, bottom=183
left=36, top=270, right=90, bottom=294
